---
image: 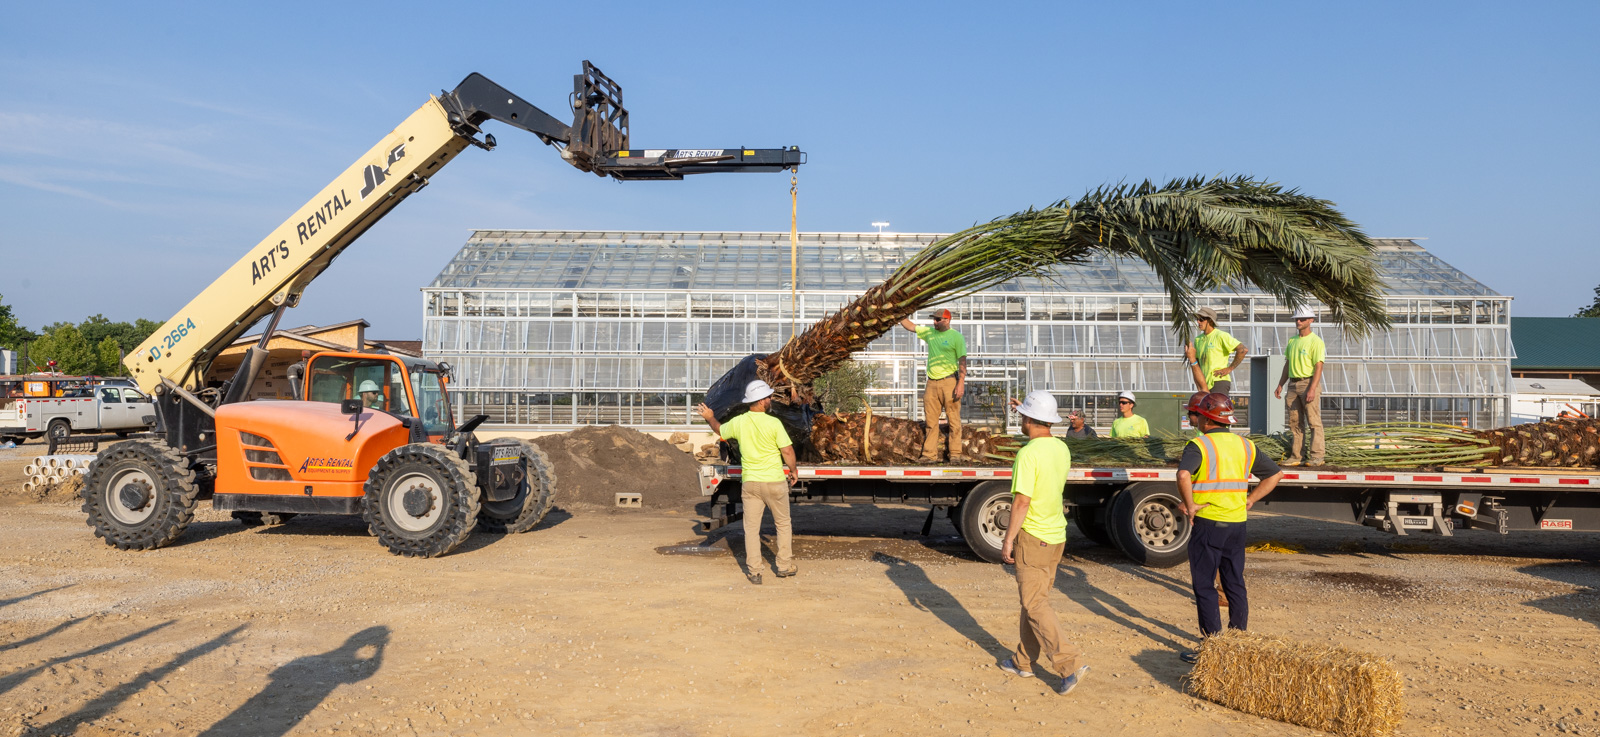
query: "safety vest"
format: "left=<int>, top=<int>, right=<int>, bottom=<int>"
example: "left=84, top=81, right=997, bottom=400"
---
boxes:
left=1189, top=431, right=1256, bottom=523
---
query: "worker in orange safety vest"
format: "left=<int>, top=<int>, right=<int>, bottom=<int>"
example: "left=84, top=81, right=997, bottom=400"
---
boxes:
left=1176, top=391, right=1284, bottom=664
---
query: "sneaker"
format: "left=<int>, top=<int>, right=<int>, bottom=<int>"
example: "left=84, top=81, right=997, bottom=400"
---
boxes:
left=1306, top=461, right=1326, bottom=468
left=998, top=657, right=1035, bottom=678
left=1179, top=651, right=1200, bottom=665
left=776, top=566, right=799, bottom=578
left=746, top=572, right=763, bottom=585
left=1282, top=459, right=1302, bottom=467
left=1055, top=666, right=1090, bottom=695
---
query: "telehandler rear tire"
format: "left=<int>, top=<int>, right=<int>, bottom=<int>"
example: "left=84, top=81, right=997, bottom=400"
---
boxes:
left=477, top=440, right=558, bottom=534
left=364, top=444, right=480, bottom=558
left=81, top=441, right=199, bottom=550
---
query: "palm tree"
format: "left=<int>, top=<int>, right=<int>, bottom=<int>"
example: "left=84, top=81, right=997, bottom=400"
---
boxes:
left=717, top=176, right=1394, bottom=461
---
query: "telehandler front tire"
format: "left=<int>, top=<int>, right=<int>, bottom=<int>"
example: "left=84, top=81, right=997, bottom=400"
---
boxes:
left=81, top=441, right=199, bottom=551
left=364, top=444, right=480, bottom=558
left=477, top=440, right=558, bottom=534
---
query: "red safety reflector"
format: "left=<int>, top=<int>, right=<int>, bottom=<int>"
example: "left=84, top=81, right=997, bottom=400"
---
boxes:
left=814, top=469, right=842, bottom=476
left=1365, top=475, right=1395, bottom=481
left=1281, top=473, right=1299, bottom=480
left=1461, top=476, right=1491, bottom=483
left=1317, top=474, right=1347, bottom=480
left=1089, top=471, right=1115, bottom=478
left=1131, top=472, right=1160, bottom=479
left=859, top=469, right=886, bottom=476
left=1413, top=475, right=1443, bottom=482
left=995, top=470, right=1012, bottom=477
left=960, top=470, right=978, bottom=476
left=1558, top=478, right=1591, bottom=485
left=729, top=469, right=742, bottom=476
left=1510, top=477, right=1540, bottom=484
left=904, top=470, right=931, bottom=476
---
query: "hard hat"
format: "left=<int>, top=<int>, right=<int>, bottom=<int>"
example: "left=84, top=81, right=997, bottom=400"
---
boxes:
left=1117, top=391, right=1137, bottom=404
left=358, top=380, right=381, bottom=394
left=1292, top=305, right=1316, bottom=320
left=1015, top=390, right=1061, bottom=424
left=1186, top=392, right=1237, bottom=425
left=742, top=380, right=776, bottom=403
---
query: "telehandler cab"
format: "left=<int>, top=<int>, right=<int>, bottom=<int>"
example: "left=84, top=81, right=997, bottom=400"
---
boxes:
left=82, top=62, right=802, bottom=556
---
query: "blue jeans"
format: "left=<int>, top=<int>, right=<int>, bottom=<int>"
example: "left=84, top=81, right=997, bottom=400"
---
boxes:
left=1188, top=517, right=1248, bottom=636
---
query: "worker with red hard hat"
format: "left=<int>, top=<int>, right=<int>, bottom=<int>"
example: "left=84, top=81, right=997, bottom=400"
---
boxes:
left=1175, top=391, right=1284, bottom=664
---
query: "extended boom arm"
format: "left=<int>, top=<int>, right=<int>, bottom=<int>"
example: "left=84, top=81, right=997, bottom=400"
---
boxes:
left=128, top=61, right=802, bottom=397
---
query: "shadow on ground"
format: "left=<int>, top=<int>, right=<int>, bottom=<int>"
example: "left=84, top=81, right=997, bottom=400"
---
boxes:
left=197, top=625, right=388, bottom=736
left=0, top=620, right=175, bottom=698
left=1518, top=560, right=1600, bottom=629
left=874, top=552, right=1005, bottom=656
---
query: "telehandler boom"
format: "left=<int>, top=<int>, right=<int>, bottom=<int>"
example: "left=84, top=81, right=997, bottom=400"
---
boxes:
left=83, top=62, right=802, bottom=556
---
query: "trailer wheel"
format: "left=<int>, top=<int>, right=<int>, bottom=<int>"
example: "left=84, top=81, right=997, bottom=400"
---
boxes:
left=364, top=443, right=480, bottom=558
left=1105, top=482, right=1190, bottom=568
left=232, top=511, right=297, bottom=527
left=958, top=481, right=1013, bottom=564
left=1074, top=502, right=1116, bottom=548
left=47, top=419, right=71, bottom=442
left=477, top=440, right=558, bottom=533
left=81, top=441, right=199, bottom=551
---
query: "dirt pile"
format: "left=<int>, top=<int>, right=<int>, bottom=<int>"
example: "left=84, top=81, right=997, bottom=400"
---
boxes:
left=526, top=425, right=704, bottom=511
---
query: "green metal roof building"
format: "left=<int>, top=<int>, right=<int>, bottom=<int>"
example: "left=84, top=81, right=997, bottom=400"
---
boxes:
left=1510, top=317, right=1600, bottom=390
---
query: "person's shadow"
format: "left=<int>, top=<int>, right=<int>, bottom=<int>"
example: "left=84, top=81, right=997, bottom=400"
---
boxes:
left=1056, top=563, right=1196, bottom=652
left=197, top=626, right=389, bottom=737
left=874, top=552, right=1004, bottom=655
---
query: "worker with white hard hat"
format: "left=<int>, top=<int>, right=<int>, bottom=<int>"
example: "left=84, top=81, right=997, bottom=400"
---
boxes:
left=998, top=390, right=1090, bottom=695
left=1110, top=390, right=1149, bottom=438
left=1274, top=305, right=1326, bottom=466
left=697, top=380, right=799, bottom=585
left=358, top=379, right=384, bottom=410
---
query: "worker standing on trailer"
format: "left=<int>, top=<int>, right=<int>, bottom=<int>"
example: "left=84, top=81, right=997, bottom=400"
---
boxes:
left=900, top=309, right=968, bottom=462
left=1183, top=307, right=1248, bottom=395
left=1176, top=392, right=1283, bottom=664
left=1110, top=391, right=1149, bottom=438
left=997, top=391, right=1091, bottom=695
left=697, top=380, right=799, bottom=586
left=1275, top=306, right=1326, bottom=467
left=1063, top=410, right=1097, bottom=439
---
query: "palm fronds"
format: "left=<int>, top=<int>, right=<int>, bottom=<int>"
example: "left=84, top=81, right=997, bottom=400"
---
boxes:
left=759, top=176, right=1390, bottom=397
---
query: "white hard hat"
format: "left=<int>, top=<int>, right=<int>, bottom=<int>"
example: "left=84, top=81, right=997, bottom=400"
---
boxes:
left=1291, top=305, right=1316, bottom=320
left=1015, top=390, right=1061, bottom=424
left=358, top=380, right=381, bottom=393
left=1117, top=390, right=1136, bottom=404
left=742, top=380, right=776, bottom=403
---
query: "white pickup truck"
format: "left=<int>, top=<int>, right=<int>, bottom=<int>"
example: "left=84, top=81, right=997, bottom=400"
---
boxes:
left=0, top=385, right=157, bottom=444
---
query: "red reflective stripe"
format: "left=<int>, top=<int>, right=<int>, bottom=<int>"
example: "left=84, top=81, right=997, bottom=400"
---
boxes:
left=1414, top=475, right=1443, bottom=482
left=1558, top=478, right=1590, bottom=485
left=859, top=469, right=886, bottom=476
left=904, top=470, right=931, bottom=476
left=814, top=469, right=842, bottom=476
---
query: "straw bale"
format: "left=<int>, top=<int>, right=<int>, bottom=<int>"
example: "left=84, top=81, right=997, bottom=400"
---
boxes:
left=1183, top=630, right=1403, bottom=737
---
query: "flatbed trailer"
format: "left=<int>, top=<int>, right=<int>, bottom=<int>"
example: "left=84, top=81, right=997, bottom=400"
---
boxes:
left=697, top=463, right=1600, bottom=567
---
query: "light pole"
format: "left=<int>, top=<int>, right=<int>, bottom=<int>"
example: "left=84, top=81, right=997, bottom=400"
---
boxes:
left=871, top=221, right=890, bottom=234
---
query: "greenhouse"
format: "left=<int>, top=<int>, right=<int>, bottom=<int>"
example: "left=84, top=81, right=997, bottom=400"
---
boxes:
left=422, top=231, right=1513, bottom=432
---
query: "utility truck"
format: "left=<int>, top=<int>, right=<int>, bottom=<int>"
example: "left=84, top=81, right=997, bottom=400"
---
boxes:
left=82, top=62, right=802, bottom=557
left=0, top=384, right=156, bottom=443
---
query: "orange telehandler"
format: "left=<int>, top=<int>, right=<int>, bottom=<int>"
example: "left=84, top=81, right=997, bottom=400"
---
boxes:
left=82, top=62, right=802, bottom=556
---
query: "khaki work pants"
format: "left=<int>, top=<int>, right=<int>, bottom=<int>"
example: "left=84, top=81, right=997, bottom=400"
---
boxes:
left=1284, top=378, right=1325, bottom=463
left=1012, top=529, right=1082, bottom=676
left=741, top=481, right=794, bottom=573
left=921, top=375, right=963, bottom=460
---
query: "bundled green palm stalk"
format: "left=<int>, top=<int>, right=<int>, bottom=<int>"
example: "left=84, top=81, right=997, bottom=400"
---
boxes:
left=757, top=176, right=1391, bottom=407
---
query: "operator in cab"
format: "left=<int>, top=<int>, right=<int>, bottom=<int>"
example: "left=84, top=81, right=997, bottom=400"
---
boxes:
left=358, top=380, right=385, bottom=411
left=1176, top=391, right=1283, bottom=664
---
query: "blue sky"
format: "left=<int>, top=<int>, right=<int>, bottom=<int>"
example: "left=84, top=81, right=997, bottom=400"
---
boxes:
left=2, top=1, right=1596, bottom=338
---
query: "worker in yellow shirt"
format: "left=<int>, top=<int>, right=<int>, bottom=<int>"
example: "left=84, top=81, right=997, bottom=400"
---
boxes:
left=998, top=391, right=1090, bottom=696
left=900, top=308, right=969, bottom=462
left=1183, top=306, right=1248, bottom=395
left=1274, top=305, right=1326, bottom=466
left=1110, top=391, right=1149, bottom=438
left=1176, top=392, right=1284, bottom=664
left=697, top=380, right=799, bottom=586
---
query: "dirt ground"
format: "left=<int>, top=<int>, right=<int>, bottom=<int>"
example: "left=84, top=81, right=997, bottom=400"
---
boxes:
left=1, top=442, right=1598, bottom=737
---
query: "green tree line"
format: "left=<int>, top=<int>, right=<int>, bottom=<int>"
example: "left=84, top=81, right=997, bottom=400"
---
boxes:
left=0, top=293, right=160, bottom=376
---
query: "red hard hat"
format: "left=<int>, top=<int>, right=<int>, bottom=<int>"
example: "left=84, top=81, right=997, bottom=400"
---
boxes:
left=1186, top=391, right=1237, bottom=425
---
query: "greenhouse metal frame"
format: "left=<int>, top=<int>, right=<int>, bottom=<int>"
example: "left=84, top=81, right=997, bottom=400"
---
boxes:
left=423, top=231, right=1513, bottom=432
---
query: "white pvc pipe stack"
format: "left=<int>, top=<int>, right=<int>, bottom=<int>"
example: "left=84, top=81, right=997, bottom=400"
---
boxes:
left=21, top=480, right=34, bottom=494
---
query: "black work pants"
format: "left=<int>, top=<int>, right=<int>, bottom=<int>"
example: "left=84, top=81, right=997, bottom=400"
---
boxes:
left=1188, top=517, right=1248, bottom=636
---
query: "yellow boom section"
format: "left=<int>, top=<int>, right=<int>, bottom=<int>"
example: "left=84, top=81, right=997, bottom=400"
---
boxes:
left=127, top=97, right=468, bottom=394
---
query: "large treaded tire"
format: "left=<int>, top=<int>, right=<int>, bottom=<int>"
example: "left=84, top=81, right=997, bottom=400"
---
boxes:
left=81, top=441, right=199, bottom=551
left=1105, top=482, right=1191, bottom=568
left=363, top=443, right=480, bottom=558
left=476, top=440, right=558, bottom=534
left=1074, top=502, right=1116, bottom=548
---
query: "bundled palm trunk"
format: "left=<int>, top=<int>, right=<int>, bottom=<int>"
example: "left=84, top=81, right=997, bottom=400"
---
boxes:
left=808, top=413, right=1014, bottom=464
left=702, top=176, right=1393, bottom=459
left=1473, top=418, right=1600, bottom=468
